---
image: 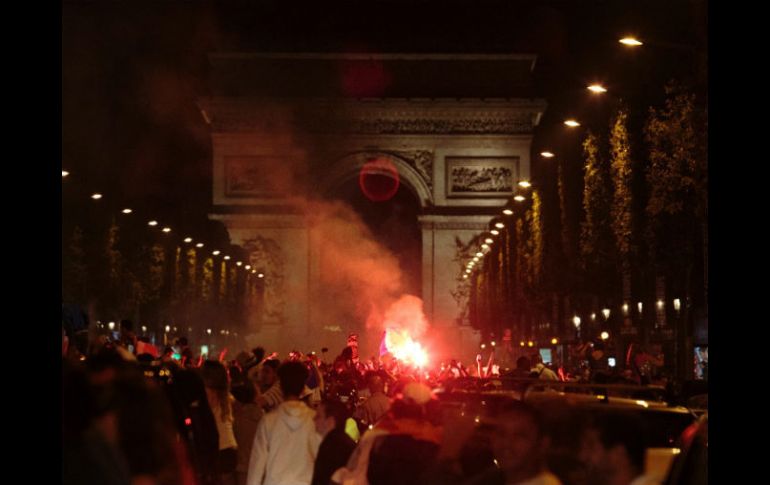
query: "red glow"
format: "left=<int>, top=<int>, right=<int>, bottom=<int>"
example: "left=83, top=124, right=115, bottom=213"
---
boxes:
left=184, top=418, right=192, bottom=426
left=359, top=158, right=399, bottom=202
left=384, top=328, right=429, bottom=368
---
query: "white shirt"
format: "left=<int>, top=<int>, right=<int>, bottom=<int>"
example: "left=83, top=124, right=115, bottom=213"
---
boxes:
left=246, top=400, right=321, bottom=485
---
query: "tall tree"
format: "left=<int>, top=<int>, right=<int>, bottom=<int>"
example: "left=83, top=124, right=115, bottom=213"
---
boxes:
left=62, top=225, right=88, bottom=305
left=580, top=131, right=615, bottom=299
left=610, top=106, right=635, bottom=319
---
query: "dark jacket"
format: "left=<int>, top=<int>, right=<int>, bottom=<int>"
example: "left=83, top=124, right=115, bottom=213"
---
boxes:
left=311, top=428, right=357, bottom=485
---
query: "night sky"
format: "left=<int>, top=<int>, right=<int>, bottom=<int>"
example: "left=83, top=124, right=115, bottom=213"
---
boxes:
left=62, top=0, right=706, bottom=243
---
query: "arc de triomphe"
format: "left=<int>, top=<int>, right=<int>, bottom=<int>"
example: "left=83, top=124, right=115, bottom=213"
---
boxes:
left=199, top=53, right=545, bottom=361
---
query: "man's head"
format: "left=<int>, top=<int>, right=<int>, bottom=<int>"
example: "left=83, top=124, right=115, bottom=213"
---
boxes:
left=277, top=361, right=309, bottom=399
left=580, top=412, right=647, bottom=485
left=260, top=359, right=280, bottom=387
left=252, top=347, right=266, bottom=363
left=368, top=374, right=385, bottom=394
left=314, top=399, right=350, bottom=437
left=490, top=401, right=548, bottom=483
left=516, top=356, right=531, bottom=371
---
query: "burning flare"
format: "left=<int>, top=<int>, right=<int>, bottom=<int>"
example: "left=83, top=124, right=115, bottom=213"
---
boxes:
left=383, top=328, right=429, bottom=367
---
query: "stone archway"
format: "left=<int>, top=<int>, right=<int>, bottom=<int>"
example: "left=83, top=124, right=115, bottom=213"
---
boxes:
left=316, top=151, right=434, bottom=209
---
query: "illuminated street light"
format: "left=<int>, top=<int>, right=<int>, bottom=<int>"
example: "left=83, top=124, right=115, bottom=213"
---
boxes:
left=257, top=273, right=264, bottom=278
left=148, top=220, right=158, bottom=226
left=62, top=170, right=70, bottom=178
left=236, top=261, right=242, bottom=266
left=518, top=180, right=532, bottom=188
left=520, top=341, right=525, bottom=347
left=495, top=222, right=505, bottom=229
left=587, top=84, right=608, bottom=94
left=600, top=331, right=610, bottom=341
left=673, top=298, right=681, bottom=311
left=502, top=209, right=513, bottom=215
left=481, top=244, right=489, bottom=250
left=622, top=303, right=629, bottom=315
left=473, top=256, right=480, bottom=262
left=564, top=119, right=581, bottom=128
left=165, top=325, right=171, bottom=333
left=514, top=195, right=526, bottom=202
left=602, top=308, right=611, bottom=320
left=122, top=208, right=132, bottom=214
left=540, top=151, right=555, bottom=158
left=207, top=328, right=212, bottom=335
left=573, top=316, right=581, bottom=328
left=141, top=325, right=147, bottom=332
left=490, top=341, right=496, bottom=347
left=476, top=252, right=484, bottom=257
left=637, top=302, right=643, bottom=314
left=162, top=227, right=171, bottom=233
left=91, top=193, right=103, bottom=200
left=245, top=265, right=251, bottom=270
left=484, top=238, right=494, bottom=244
left=527, top=341, right=534, bottom=347
left=224, top=255, right=231, bottom=260
left=656, top=299, right=664, bottom=309
left=490, top=229, right=500, bottom=236
left=196, top=243, right=204, bottom=248
left=551, top=338, right=558, bottom=345
left=619, top=37, right=643, bottom=47
left=184, top=237, right=193, bottom=243
left=462, top=274, right=468, bottom=279
left=212, top=250, right=220, bottom=256
left=481, top=343, right=486, bottom=349
left=108, top=321, right=115, bottom=330
left=591, top=313, right=597, bottom=321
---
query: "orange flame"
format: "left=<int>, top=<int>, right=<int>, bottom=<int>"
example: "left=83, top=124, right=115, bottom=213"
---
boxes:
left=384, top=328, right=429, bottom=367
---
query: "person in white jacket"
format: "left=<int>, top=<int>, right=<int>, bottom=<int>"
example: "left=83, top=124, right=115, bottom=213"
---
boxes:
left=246, top=361, right=322, bottom=485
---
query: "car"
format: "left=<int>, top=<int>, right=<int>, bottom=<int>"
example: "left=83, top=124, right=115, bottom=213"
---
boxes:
left=664, top=413, right=707, bottom=485
left=434, top=379, right=696, bottom=483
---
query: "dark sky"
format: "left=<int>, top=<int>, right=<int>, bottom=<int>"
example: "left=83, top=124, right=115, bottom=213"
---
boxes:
left=62, top=0, right=706, bottom=245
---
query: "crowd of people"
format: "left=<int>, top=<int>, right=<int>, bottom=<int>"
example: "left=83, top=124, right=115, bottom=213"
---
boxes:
left=63, top=320, right=677, bottom=485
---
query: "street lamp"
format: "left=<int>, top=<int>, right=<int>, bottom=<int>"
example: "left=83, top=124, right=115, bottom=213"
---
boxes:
left=587, top=84, right=608, bottom=94
left=148, top=220, right=158, bottom=226
left=502, top=209, right=513, bottom=215
left=564, top=119, right=581, bottom=128
left=622, top=303, right=629, bottom=315
left=514, top=195, right=526, bottom=202
left=518, top=180, right=532, bottom=189
left=62, top=170, right=70, bottom=178
left=600, top=331, right=610, bottom=341
left=122, top=208, right=132, bottom=214
left=602, top=308, right=611, bottom=320
left=673, top=298, right=681, bottom=312
left=540, top=151, right=555, bottom=158
left=490, top=229, right=500, bottom=236
left=162, top=227, right=171, bottom=233
left=495, top=222, right=505, bottom=229
left=619, top=37, right=643, bottom=47
left=184, top=237, right=193, bottom=243
left=91, top=193, right=103, bottom=200
left=108, top=321, right=115, bottom=330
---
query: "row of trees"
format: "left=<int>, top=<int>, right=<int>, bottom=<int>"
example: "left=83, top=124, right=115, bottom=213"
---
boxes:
left=465, top=83, right=707, bottom=379
left=62, top=217, right=265, bottom=336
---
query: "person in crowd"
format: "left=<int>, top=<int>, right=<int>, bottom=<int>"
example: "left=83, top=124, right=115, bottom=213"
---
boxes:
left=579, top=412, right=657, bottom=485
left=257, top=359, right=283, bottom=412
left=166, top=367, right=220, bottom=485
left=489, top=401, right=562, bottom=485
left=232, top=380, right=264, bottom=485
left=201, top=360, right=239, bottom=485
left=506, top=356, right=533, bottom=379
left=530, top=355, right=559, bottom=381
left=246, top=347, right=266, bottom=386
left=353, top=374, right=391, bottom=428
left=311, top=400, right=357, bottom=485
left=247, top=361, right=321, bottom=485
